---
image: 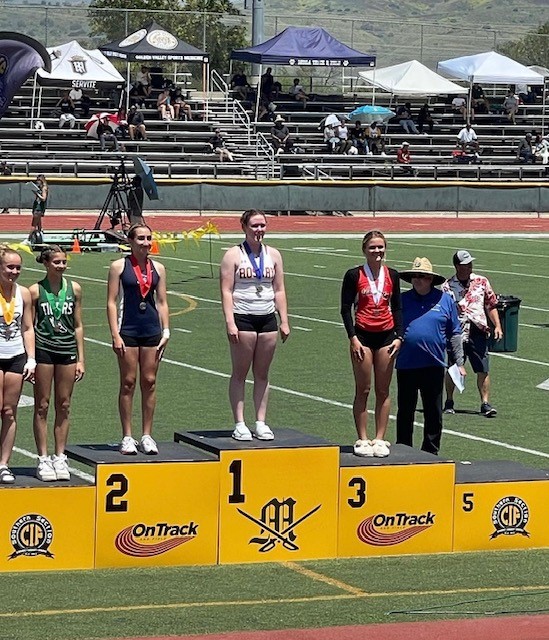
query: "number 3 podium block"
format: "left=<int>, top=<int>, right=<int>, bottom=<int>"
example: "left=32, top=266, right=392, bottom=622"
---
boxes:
left=66, top=442, right=219, bottom=568
left=0, top=470, right=95, bottom=572
left=338, top=445, right=455, bottom=558
left=175, top=429, right=340, bottom=564
left=453, top=461, right=549, bottom=552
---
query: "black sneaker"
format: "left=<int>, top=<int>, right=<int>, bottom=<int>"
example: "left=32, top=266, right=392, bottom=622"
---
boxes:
left=481, top=402, right=497, bottom=417
left=443, top=399, right=455, bottom=414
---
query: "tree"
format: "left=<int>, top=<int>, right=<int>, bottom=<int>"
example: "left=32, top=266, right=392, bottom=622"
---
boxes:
left=498, top=22, right=549, bottom=68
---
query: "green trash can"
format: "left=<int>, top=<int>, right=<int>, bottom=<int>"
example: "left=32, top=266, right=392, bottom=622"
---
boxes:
left=488, top=295, right=521, bottom=353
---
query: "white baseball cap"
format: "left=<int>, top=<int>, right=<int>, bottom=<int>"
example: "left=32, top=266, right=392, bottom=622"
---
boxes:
left=453, top=250, right=475, bottom=265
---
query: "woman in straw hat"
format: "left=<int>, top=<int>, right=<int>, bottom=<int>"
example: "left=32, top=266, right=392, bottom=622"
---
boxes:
left=340, top=230, right=403, bottom=458
left=395, top=257, right=466, bottom=455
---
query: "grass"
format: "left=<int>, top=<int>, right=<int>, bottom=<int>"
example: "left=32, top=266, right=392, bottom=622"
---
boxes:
left=1, top=232, right=549, bottom=639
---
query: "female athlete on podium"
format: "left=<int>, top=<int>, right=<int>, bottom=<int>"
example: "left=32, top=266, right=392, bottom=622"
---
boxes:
left=107, top=224, right=169, bottom=456
left=220, top=209, right=290, bottom=442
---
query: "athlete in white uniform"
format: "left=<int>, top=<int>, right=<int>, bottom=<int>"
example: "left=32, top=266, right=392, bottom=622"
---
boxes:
left=220, top=210, right=290, bottom=441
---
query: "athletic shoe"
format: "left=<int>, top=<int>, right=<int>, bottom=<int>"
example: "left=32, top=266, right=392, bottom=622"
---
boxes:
left=36, top=455, right=56, bottom=482
left=371, top=439, right=391, bottom=458
left=353, top=439, right=374, bottom=457
left=52, top=454, right=70, bottom=481
left=232, top=423, right=252, bottom=441
left=481, top=402, right=497, bottom=417
left=140, top=435, right=158, bottom=455
left=253, top=422, right=274, bottom=441
left=120, top=436, right=138, bottom=455
left=443, top=399, right=455, bottom=414
left=0, top=465, right=15, bottom=484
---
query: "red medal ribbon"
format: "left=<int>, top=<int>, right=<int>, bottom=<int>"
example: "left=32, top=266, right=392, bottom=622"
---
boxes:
left=130, top=255, right=152, bottom=301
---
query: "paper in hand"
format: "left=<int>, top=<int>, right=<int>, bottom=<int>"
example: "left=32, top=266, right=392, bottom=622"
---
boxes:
left=448, top=363, right=465, bottom=393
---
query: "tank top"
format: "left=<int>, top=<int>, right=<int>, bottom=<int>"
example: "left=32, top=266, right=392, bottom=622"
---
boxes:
left=232, top=244, right=276, bottom=315
left=35, top=278, right=77, bottom=356
left=118, top=256, right=160, bottom=337
left=355, top=265, right=395, bottom=332
left=0, top=284, right=25, bottom=359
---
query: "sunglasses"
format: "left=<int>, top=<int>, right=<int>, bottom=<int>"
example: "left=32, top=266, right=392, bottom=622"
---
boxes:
left=411, top=274, right=432, bottom=280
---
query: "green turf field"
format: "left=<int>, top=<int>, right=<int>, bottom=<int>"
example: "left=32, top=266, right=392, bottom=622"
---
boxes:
left=2, top=233, right=549, bottom=639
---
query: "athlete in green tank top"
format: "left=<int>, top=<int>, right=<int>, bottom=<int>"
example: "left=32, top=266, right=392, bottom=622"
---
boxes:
left=35, top=277, right=77, bottom=356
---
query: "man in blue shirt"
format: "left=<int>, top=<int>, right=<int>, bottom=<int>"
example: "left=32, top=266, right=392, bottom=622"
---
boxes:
left=396, top=257, right=466, bottom=455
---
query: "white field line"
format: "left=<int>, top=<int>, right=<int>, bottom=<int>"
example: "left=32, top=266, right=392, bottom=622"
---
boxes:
left=84, top=337, right=549, bottom=460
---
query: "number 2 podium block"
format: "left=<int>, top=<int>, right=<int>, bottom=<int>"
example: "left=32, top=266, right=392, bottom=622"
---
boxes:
left=338, top=445, right=455, bottom=558
left=66, top=443, right=219, bottom=568
left=175, top=429, right=340, bottom=564
left=453, top=461, right=549, bottom=552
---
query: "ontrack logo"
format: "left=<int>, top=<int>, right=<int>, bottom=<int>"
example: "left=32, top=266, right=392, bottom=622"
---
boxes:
left=115, top=522, right=198, bottom=557
left=357, top=511, right=435, bottom=546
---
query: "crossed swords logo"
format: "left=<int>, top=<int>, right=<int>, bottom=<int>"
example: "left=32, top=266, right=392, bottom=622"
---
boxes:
left=237, top=498, right=321, bottom=552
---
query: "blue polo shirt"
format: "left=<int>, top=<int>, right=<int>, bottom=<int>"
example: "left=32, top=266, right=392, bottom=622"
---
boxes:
left=396, top=287, right=461, bottom=370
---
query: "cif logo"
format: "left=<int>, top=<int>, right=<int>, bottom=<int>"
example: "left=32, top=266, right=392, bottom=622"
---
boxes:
left=115, top=522, right=198, bottom=557
left=9, top=514, right=54, bottom=559
left=491, top=496, right=530, bottom=539
left=357, top=511, right=435, bottom=546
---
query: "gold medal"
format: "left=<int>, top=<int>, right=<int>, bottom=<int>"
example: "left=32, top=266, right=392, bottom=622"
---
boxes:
left=0, top=287, right=15, bottom=324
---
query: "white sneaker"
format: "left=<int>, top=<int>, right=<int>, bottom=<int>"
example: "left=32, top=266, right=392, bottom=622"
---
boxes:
left=232, top=422, right=252, bottom=441
left=52, top=453, right=71, bottom=480
left=120, top=436, right=138, bottom=455
left=140, top=435, right=158, bottom=455
left=253, top=421, right=274, bottom=441
left=371, top=439, right=391, bottom=458
left=36, top=455, right=57, bottom=482
left=354, top=439, right=374, bottom=457
left=0, top=465, right=15, bottom=484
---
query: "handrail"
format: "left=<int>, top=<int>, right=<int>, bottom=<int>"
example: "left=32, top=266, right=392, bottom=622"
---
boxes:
left=232, top=100, right=252, bottom=145
left=210, top=69, right=229, bottom=113
left=255, top=131, right=275, bottom=177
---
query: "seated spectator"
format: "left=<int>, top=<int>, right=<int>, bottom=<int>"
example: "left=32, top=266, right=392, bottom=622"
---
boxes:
left=230, top=70, right=251, bottom=101
left=290, top=78, right=309, bottom=109
left=135, top=65, right=152, bottom=98
left=516, top=132, right=535, bottom=163
left=115, top=107, right=129, bottom=139
left=258, top=95, right=276, bottom=122
left=417, top=103, right=434, bottom=134
left=209, top=128, right=234, bottom=162
left=534, top=133, right=549, bottom=164
left=324, top=123, right=340, bottom=152
left=157, top=88, right=174, bottom=121
left=471, top=83, right=491, bottom=113
left=128, top=105, right=148, bottom=141
left=69, top=87, right=82, bottom=113
left=270, top=115, right=293, bottom=154
left=515, top=82, right=535, bottom=105
left=57, top=91, right=76, bottom=129
left=396, top=141, right=418, bottom=176
left=350, top=121, right=368, bottom=154
left=451, top=95, right=471, bottom=121
left=170, top=86, right=193, bottom=121
left=503, top=90, right=519, bottom=124
left=396, top=102, right=419, bottom=134
left=366, top=121, right=386, bottom=156
left=97, top=116, right=122, bottom=152
left=335, top=119, right=355, bottom=154
left=456, top=122, right=479, bottom=155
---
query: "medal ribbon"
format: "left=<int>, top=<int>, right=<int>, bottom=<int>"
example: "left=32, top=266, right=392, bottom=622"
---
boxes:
left=130, top=255, right=152, bottom=301
left=243, top=241, right=264, bottom=282
left=0, top=286, right=15, bottom=324
left=42, top=278, right=68, bottom=321
left=364, top=264, right=385, bottom=305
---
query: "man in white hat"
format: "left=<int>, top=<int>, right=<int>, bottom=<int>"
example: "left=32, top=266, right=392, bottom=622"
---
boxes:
left=270, top=115, right=293, bottom=154
left=442, top=250, right=502, bottom=417
left=396, top=257, right=466, bottom=455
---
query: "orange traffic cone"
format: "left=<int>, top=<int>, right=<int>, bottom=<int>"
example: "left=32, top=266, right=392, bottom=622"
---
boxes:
left=71, top=237, right=81, bottom=254
left=150, top=239, right=160, bottom=255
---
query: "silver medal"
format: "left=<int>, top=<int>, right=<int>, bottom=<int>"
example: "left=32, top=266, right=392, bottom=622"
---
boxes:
left=139, top=300, right=147, bottom=311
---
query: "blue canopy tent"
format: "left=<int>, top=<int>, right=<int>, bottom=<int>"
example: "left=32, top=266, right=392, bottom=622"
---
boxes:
left=230, top=26, right=375, bottom=119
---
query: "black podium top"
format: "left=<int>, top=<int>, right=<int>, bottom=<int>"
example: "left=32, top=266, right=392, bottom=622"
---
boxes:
left=340, top=443, right=453, bottom=467
left=0, top=467, right=93, bottom=489
left=174, top=428, right=336, bottom=455
left=66, top=442, right=217, bottom=467
left=456, top=460, right=549, bottom=484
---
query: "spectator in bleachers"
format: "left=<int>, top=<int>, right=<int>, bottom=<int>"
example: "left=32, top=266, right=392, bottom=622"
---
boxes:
left=230, top=69, right=251, bottom=101
left=170, top=86, right=193, bottom=121
left=324, top=121, right=340, bottom=152
left=80, top=92, right=92, bottom=118
left=260, top=67, right=281, bottom=101
left=516, top=132, right=535, bottom=163
left=56, top=91, right=76, bottom=129
left=270, top=115, right=293, bottom=155
left=336, top=119, right=355, bottom=154
left=471, top=84, right=491, bottom=114
left=97, top=116, right=122, bottom=152
left=417, top=103, right=435, bottom=134
left=69, top=87, right=82, bottom=113
left=396, top=103, right=419, bottom=134
left=456, top=122, right=479, bottom=157
left=135, top=65, right=152, bottom=98
left=209, top=128, right=234, bottom=162
left=290, top=78, right=309, bottom=109
left=515, top=83, right=535, bottom=105
left=451, top=95, right=470, bottom=121
left=350, top=121, right=368, bottom=154
left=157, top=88, right=174, bottom=121
left=115, top=107, right=129, bottom=139
left=396, top=141, right=417, bottom=176
left=534, top=133, right=549, bottom=164
left=503, top=89, right=519, bottom=124
left=128, top=105, right=148, bottom=141
left=366, top=122, right=386, bottom=156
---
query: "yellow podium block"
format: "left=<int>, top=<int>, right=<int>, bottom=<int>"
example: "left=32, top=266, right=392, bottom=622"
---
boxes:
left=66, top=442, right=219, bottom=568
left=338, top=445, right=455, bottom=557
left=175, top=429, right=339, bottom=564
left=0, top=470, right=95, bottom=572
left=453, top=461, right=549, bottom=552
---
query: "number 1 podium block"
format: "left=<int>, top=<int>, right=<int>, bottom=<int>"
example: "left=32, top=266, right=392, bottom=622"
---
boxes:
left=338, top=445, right=455, bottom=558
left=453, top=461, right=549, bottom=552
left=0, top=470, right=94, bottom=572
left=175, top=429, right=339, bottom=564
left=66, top=442, right=219, bottom=568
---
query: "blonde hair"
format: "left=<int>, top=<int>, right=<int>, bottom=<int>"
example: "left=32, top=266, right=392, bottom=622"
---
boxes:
left=361, top=230, right=386, bottom=253
left=0, top=244, right=21, bottom=263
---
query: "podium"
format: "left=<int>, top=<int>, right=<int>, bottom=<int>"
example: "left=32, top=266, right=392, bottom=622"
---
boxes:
left=175, top=429, right=340, bottom=563
left=66, top=442, right=219, bottom=568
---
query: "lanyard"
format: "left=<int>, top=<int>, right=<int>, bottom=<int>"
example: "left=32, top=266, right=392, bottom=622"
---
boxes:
left=0, top=286, right=15, bottom=324
left=130, top=255, right=152, bottom=300
left=363, top=264, right=385, bottom=305
left=243, top=241, right=264, bottom=281
left=42, top=278, right=68, bottom=320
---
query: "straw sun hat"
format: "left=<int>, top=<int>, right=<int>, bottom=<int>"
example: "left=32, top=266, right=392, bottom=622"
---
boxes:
left=399, top=257, right=445, bottom=286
